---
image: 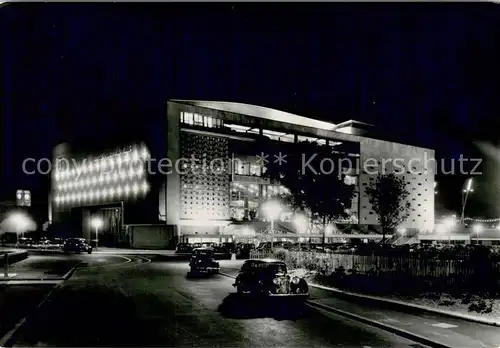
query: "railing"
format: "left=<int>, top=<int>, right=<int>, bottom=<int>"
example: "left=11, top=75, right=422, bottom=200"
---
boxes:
left=250, top=250, right=500, bottom=278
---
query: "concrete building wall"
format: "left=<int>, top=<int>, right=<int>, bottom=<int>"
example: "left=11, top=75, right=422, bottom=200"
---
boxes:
left=51, top=143, right=72, bottom=223
left=358, top=138, right=435, bottom=232
left=165, top=100, right=435, bottom=237
left=166, top=102, right=181, bottom=231
left=128, top=224, right=173, bottom=249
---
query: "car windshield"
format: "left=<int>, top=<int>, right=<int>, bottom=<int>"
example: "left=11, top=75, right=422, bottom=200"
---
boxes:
left=248, top=262, right=287, bottom=274
left=193, top=250, right=212, bottom=257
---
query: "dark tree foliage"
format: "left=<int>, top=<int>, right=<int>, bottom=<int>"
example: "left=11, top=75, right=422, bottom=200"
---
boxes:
left=364, top=173, right=411, bottom=242
left=260, top=138, right=356, bottom=240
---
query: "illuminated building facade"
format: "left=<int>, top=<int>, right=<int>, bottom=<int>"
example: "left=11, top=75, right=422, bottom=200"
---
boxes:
left=165, top=100, right=435, bottom=244
left=50, top=141, right=168, bottom=247
left=49, top=100, right=435, bottom=247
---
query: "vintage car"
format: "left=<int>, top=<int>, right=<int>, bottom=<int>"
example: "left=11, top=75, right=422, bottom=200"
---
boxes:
left=175, top=243, right=193, bottom=253
left=62, top=238, right=93, bottom=254
left=188, top=248, right=220, bottom=274
left=233, top=259, right=309, bottom=298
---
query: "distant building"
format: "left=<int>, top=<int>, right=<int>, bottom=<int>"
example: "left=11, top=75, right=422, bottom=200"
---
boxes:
left=50, top=100, right=435, bottom=247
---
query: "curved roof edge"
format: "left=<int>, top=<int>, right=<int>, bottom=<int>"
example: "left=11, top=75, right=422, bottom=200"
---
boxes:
left=170, top=99, right=338, bottom=131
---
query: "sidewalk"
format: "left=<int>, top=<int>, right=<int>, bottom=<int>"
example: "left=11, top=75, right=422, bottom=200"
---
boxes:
left=219, top=263, right=500, bottom=348
left=308, top=294, right=500, bottom=348
left=0, top=255, right=78, bottom=283
left=93, top=247, right=176, bottom=255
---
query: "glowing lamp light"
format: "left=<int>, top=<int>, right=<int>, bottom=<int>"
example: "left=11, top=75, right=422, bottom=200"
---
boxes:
left=262, top=200, right=282, bottom=221
left=132, top=149, right=140, bottom=162
left=132, top=183, right=139, bottom=195
left=141, top=181, right=149, bottom=194
left=325, top=224, right=335, bottom=236
left=3, top=212, right=36, bottom=235
left=443, top=216, right=456, bottom=230
left=472, top=224, right=483, bottom=234
left=293, top=214, right=309, bottom=236
left=90, top=216, right=103, bottom=230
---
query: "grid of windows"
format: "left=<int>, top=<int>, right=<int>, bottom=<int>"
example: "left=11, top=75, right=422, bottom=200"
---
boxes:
left=181, top=112, right=224, bottom=129
left=180, top=132, right=230, bottom=220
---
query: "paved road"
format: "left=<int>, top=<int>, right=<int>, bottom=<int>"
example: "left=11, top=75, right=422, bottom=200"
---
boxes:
left=2, top=250, right=133, bottom=280
left=0, top=252, right=136, bottom=341
left=220, top=262, right=500, bottom=348
left=2, top=255, right=424, bottom=348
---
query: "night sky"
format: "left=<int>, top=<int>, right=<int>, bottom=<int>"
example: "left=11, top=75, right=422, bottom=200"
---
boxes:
left=2, top=3, right=500, bottom=218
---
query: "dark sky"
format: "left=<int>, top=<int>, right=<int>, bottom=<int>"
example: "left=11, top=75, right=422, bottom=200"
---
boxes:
left=2, top=3, right=500, bottom=217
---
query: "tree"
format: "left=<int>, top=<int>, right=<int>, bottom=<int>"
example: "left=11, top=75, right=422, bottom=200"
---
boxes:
left=364, top=173, right=411, bottom=243
left=261, top=139, right=356, bottom=244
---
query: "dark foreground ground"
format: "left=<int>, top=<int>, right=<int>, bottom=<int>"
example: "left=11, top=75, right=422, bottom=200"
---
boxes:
left=0, top=254, right=425, bottom=348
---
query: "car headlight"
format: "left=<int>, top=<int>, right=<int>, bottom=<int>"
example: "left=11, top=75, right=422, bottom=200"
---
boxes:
left=272, top=278, right=280, bottom=285
left=291, top=276, right=300, bottom=284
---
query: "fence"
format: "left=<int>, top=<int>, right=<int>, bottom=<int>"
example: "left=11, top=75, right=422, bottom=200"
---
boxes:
left=249, top=250, right=500, bottom=278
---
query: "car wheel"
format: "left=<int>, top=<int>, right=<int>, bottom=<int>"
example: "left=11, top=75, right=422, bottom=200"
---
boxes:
left=88, top=249, right=92, bottom=254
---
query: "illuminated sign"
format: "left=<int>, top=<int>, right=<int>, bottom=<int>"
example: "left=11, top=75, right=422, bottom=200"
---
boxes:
left=16, top=190, right=31, bottom=207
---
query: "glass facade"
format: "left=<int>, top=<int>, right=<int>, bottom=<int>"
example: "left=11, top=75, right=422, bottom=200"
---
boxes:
left=229, top=182, right=290, bottom=222
left=180, top=112, right=224, bottom=129
left=233, top=159, right=262, bottom=176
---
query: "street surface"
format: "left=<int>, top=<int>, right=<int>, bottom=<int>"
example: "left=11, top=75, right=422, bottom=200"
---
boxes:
left=220, top=262, right=500, bottom=348
left=0, top=254, right=425, bottom=348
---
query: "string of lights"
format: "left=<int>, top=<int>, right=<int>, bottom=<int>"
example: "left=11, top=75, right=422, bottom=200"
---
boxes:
left=463, top=217, right=500, bottom=223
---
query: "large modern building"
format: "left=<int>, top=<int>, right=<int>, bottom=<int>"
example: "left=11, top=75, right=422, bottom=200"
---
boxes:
left=50, top=100, right=435, bottom=247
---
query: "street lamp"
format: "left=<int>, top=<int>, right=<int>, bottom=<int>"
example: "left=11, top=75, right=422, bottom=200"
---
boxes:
left=262, top=200, right=282, bottom=250
left=442, top=216, right=456, bottom=245
left=460, top=178, right=473, bottom=225
left=90, top=216, right=103, bottom=249
left=3, top=212, right=36, bottom=246
left=293, top=213, right=308, bottom=250
left=472, top=224, right=483, bottom=245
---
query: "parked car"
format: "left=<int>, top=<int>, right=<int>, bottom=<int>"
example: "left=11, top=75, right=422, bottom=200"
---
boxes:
left=175, top=243, right=193, bottom=253
left=237, top=243, right=255, bottom=258
left=62, top=238, right=93, bottom=254
left=215, top=242, right=236, bottom=254
left=188, top=248, right=220, bottom=275
left=233, top=259, right=309, bottom=299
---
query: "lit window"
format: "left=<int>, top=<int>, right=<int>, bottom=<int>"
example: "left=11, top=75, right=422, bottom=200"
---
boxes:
left=250, top=164, right=261, bottom=176
left=194, top=113, right=203, bottom=126
left=182, top=112, right=194, bottom=125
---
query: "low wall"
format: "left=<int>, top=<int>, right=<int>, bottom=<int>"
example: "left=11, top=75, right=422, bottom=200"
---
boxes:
left=128, top=224, right=175, bottom=249
left=0, top=250, right=28, bottom=266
